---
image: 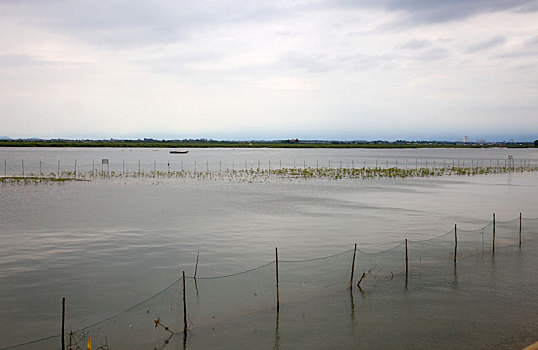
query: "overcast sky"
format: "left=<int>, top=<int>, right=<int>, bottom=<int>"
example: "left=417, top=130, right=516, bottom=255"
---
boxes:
left=1, top=0, right=537, bottom=141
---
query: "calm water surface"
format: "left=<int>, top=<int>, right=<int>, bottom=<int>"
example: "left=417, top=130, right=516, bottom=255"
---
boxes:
left=1, top=147, right=537, bottom=348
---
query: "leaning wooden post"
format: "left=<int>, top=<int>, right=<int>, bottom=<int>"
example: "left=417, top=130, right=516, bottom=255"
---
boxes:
left=519, top=212, right=522, bottom=247
left=454, top=224, right=458, bottom=263
left=275, top=247, right=280, bottom=312
left=405, top=239, right=408, bottom=283
left=182, top=271, right=187, bottom=333
left=350, top=243, right=357, bottom=288
left=194, top=252, right=199, bottom=279
left=62, top=297, right=65, bottom=350
left=492, top=213, right=496, bottom=254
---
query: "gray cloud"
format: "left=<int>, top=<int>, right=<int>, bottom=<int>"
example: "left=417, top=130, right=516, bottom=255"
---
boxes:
left=401, top=39, right=432, bottom=50
left=467, top=35, right=506, bottom=53
left=418, top=47, right=449, bottom=61
left=0, top=54, right=37, bottom=67
left=2, top=0, right=536, bottom=50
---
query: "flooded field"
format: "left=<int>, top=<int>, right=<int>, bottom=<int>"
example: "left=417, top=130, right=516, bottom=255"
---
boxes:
left=1, top=147, right=537, bottom=349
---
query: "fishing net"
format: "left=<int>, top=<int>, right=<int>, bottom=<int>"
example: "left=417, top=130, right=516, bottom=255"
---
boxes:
left=2, top=217, right=537, bottom=350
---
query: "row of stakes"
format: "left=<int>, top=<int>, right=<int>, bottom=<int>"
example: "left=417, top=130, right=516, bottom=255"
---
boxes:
left=57, top=213, right=523, bottom=349
left=3, top=158, right=538, bottom=177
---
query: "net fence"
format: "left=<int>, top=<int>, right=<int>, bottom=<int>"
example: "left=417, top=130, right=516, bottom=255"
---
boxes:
left=2, top=216, right=537, bottom=350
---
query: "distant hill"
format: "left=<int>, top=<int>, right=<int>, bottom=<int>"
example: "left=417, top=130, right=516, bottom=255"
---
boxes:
left=0, top=136, right=11, bottom=140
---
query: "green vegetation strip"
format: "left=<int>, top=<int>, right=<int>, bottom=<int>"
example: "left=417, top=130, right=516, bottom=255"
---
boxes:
left=0, top=176, right=89, bottom=184
left=0, top=140, right=535, bottom=148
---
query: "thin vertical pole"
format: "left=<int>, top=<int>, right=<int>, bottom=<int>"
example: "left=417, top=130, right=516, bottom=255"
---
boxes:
left=74, top=160, right=77, bottom=177
left=22, top=160, right=24, bottom=176
left=206, top=160, right=209, bottom=172
left=4, top=160, right=6, bottom=177
left=350, top=243, right=357, bottom=288
left=122, top=160, right=125, bottom=177
left=275, top=247, right=280, bottom=311
left=405, top=239, right=408, bottom=283
left=194, top=252, right=199, bottom=279
left=138, top=160, right=140, bottom=176
left=219, top=161, right=222, bottom=172
left=519, top=212, right=522, bottom=247
left=182, top=271, right=187, bottom=333
left=39, top=161, right=41, bottom=177
left=62, top=297, right=65, bottom=350
left=454, top=224, right=458, bottom=263
left=57, top=160, right=60, bottom=178
left=92, top=160, right=95, bottom=177
left=492, top=213, right=496, bottom=254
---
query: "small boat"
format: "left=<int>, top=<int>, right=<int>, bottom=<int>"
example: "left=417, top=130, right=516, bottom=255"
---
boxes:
left=170, top=150, right=189, bottom=154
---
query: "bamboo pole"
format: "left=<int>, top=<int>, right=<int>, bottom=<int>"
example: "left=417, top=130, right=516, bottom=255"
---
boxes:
left=454, top=224, right=458, bottom=263
left=519, top=212, right=522, bottom=247
left=74, top=160, right=77, bottom=177
left=194, top=252, right=199, bottom=279
left=275, top=247, right=280, bottom=311
left=405, top=239, right=408, bottom=283
left=182, top=271, right=187, bottom=333
left=22, top=160, right=24, bottom=176
left=350, top=243, right=357, bottom=288
left=493, top=213, right=496, bottom=254
left=62, top=297, right=65, bottom=350
left=356, top=272, right=366, bottom=287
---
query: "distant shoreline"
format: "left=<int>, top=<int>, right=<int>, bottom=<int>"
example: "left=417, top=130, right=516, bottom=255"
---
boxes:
left=0, top=140, right=536, bottom=149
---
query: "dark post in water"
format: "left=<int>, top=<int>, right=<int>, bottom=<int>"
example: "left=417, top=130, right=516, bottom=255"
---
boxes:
left=182, top=271, right=187, bottom=333
left=492, top=213, right=496, bottom=254
left=519, top=212, right=522, bottom=247
left=62, top=297, right=65, bottom=350
left=350, top=243, right=357, bottom=288
left=405, top=239, right=408, bottom=285
left=454, top=224, right=458, bottom=263
left=275, top=247, right=280, bottom=312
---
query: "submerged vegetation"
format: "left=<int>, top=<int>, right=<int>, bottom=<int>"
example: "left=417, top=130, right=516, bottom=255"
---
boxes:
left=0, top=176, right=89, bottom=184
left=2, top=165, right=537, bottom=184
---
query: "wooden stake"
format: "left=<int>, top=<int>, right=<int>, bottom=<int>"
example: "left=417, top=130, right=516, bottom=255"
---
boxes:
left=194, top=252, right=199, bottom=279
left=493, top=213, right=496, bottom=254
left=356, top=272, right=366, bottom=287
left=22, top=160, right=24, bottom=176
left=350, top=243, right=357, bottom=288
left=62, top=297, right=65, bottom=350
left=182, top=271, right=187, bottom=333
left=519, top=212, right=522, bottom=247
left=74, top=160, right=77, bottom=177
left=405, top=239, right=408, bottom=282
left=275, top=247, right=280, bottom=311
left=454, top=224, right=458, bottom=263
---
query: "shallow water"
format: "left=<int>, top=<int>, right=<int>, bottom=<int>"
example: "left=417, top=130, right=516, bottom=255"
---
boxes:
left=0, top=148, right=537, bottom=349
